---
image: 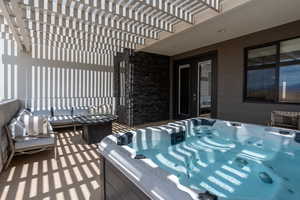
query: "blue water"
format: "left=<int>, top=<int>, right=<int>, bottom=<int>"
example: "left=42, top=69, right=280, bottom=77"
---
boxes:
left=129, top=126, right=300, bottom=200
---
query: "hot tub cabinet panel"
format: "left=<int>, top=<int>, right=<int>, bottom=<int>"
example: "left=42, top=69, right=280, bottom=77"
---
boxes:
left=100, top=155, right=151, bottom=200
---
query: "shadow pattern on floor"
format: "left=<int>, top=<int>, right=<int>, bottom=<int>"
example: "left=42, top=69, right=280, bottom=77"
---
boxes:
left=0, top=122, right=134, bottom=200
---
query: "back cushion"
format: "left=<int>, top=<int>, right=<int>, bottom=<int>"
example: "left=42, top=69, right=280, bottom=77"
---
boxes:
left=53, top=108, right=73, bottom=116
left=17, top=109, right=33, bottom=122
left=73, top=107, right=89, bottom=116
left=88, top=106, right=98, bottom=115
left=89, top=104, right=112, bottom=115
left=8, top=119, right=27, bottom=138
left=23, top=115, right=49, bottom=136
left=32, top=110, right=52, bottom=117
left=99, top=104, right=112, bottom=114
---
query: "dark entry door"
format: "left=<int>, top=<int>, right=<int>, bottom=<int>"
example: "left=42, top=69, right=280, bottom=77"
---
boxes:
left=197, top=60, right=212, bottom=116
left=178, top=64, right=191, bottom=117
left=174, top=52, right=217, bottom=120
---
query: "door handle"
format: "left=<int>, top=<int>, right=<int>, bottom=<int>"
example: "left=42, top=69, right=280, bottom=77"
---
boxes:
left=193, top=93, right=197, bottom=101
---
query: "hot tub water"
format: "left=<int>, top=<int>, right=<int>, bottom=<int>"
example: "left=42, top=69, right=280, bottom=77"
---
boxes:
left=127, top=120, right=300, bottom=200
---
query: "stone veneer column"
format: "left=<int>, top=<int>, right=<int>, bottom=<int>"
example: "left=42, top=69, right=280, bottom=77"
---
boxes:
left=129, top=52, right=170, bottom=126
left=114, top=50, right=170, bottom=126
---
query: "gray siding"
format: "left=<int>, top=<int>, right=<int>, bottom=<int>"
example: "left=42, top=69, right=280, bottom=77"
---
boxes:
left=172, top=20, right=300, bottom=125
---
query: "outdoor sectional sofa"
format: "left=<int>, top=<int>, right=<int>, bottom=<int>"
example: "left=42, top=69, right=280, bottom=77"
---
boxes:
left=0, top=99, right=56, bottom=171
left=0, top=100, right=115, bottom=173
left=32, top=104, right=114, bottom=129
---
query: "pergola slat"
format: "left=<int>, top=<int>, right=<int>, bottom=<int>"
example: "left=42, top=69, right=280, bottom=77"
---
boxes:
left=23, top=0, right=172, bottom=34
left=1, top=0, right=221, bottom=56
left=116, top=0, right=173, bottom=31
left=197, top=0, right=220, bottom=12
left=31, top=35, right=122, bottom=54
left=32, top=39, right=118, bottom=55
left=0, top=0, right=26, bottom=52
left=132, top=0, right=193, bottom=24
left=24, top=6, right=159, bottom=40
left=25, top=19, right=143, bottom=46
left=79, top=0, right=175, bottom=32
left=25, top=18, right=145, bottom=45
left=28, top=30, right=136, bottom=50
left=11, top=0, right=31, bottom=53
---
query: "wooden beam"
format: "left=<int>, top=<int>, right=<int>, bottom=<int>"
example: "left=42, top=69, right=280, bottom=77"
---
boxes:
left=25, top=19, right=145, bottom=45
left=11, top=0, right=31, bottom=53
left=197, top=0, right=221, bottom=12
left=133, top=0, right=194, bottom=24
left=23, top=5, right=159, bottom=40
left=0, top=0, right=25, bottom=52
left=23, top=0, right=173, bottom=34
left=28, top=30, right=136, bottom=50
left=30, top=35, right=122, bottom=54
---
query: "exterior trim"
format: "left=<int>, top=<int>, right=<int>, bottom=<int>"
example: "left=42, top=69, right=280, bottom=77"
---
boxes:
left=178, top=64, right=191, bottom=116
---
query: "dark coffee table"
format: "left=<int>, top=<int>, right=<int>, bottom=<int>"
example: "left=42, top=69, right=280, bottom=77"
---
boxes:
left=73, top=115, right=116, bottom=144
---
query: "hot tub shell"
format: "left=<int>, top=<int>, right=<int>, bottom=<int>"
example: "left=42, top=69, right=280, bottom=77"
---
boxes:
left=98, top=117, right=300, bottom=200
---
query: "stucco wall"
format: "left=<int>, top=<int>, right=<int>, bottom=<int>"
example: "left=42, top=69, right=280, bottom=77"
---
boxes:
left=171, top=20, right=300, bottom=125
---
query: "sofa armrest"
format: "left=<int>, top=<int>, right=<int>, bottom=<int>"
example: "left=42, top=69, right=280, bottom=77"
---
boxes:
left=47, top=121, right=54, bottom=132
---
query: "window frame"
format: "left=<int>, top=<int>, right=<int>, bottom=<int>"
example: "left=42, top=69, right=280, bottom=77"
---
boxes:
left=243, top=36, right=300, bottom=104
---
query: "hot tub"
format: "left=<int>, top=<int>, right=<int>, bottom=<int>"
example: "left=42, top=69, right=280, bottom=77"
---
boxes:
left=98, top=118, right=300, bottom=200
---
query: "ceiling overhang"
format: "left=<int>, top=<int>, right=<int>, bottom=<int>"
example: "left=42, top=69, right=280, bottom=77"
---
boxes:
left=137, top=0, right=300, bottom=56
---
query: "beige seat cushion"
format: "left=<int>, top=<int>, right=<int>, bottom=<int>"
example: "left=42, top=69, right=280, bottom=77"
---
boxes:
left=14, top=134, right=55, bottom=151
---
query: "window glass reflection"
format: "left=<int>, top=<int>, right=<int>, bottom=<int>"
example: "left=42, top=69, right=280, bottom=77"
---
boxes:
left=279, top=64, right=300, bottom=103
left=280, top=38, right=300, bottom=62
left=247, top=68, right=276, bottom=101
left=248, top=45, right=277, bottom=66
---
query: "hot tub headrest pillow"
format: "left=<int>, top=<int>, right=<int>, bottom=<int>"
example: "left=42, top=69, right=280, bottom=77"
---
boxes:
left=295, top=132, right=300, bottom=143
left=117, top=131, right=133, bottom=145
left=192, top=118, right=216, bottom=127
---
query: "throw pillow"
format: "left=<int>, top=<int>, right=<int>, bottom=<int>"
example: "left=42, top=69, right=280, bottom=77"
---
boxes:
left=8, top=119, right=27, bottom=138
left=23, top=115, right=49, bottom=136
left=17, top=109, right=32, bottom=122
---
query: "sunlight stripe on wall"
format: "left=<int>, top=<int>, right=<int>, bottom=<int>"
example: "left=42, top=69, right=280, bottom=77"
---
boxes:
left=0, top=30, right=115, bottom=112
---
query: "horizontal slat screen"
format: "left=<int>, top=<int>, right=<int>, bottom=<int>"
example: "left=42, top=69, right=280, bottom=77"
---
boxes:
left=0, top=17, right=115, bottom=112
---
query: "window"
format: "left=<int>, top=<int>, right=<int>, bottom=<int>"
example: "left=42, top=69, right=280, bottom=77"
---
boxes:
left=246, top=45, right=277, bottom=101
left=245, top=37, right=300, bottom=103
left=279, top=65, right=300, bottom=103
left=246, top=68, right=276, bottom=101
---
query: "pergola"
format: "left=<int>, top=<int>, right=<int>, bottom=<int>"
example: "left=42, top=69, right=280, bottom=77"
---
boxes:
left=0, top=0, right=221, bottom=58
